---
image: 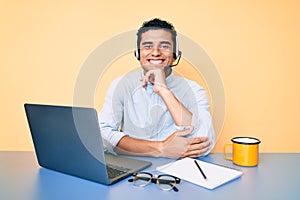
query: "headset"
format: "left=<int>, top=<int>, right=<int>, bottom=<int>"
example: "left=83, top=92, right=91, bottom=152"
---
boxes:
left=134, top=34, right=182, bottom=61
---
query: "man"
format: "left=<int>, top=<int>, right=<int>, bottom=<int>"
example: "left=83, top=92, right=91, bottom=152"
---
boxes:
left=99, top=18, right=215, bottom=158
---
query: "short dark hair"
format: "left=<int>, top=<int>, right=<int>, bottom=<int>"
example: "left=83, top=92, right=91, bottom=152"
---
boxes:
left=136, top=18, right=177, bottom=55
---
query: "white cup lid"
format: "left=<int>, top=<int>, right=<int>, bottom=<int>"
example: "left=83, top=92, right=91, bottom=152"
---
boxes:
left=232, top=137, right=261, bottom=144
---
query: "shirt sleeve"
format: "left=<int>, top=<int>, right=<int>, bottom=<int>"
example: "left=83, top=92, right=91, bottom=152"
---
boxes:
left=98, top=77, right=127, bottom=155
left=186, top=80, right=216, bottom=156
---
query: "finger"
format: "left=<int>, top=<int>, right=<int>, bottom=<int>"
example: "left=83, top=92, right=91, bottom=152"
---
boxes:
left=141, top=71, right=154, bottom=88
left=186, top=140, right=211, bottom=152
left=181, top=141, right=211, bottom=158
left=140, top=77, right=147, bottom=88
left=182, top=145, right=211, bottom=158
left=149, top=73, right=157, bottom=85
left=188, top=137, right=209, bottom=145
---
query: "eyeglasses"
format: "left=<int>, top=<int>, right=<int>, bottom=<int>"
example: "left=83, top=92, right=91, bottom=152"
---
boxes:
left=128, top=172, right=181, bottom=192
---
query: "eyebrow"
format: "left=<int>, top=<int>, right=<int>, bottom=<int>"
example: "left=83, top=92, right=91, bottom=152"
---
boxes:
left=141, top=41, right=172, bottom=45
left=141, top=41, right=153, bottom=45
left=160, top=41, right=172, bottom=45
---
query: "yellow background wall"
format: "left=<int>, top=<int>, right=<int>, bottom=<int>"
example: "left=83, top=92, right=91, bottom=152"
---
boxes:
left=1, top=0, right=299, bottom=152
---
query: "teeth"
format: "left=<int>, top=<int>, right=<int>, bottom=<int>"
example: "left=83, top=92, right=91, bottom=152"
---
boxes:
left=149, top=60, right=163, bottom=65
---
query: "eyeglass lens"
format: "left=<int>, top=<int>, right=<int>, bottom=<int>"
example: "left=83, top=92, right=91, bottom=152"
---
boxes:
left=157, top=175, right=176, bottom=190
left=131, top=172, right=179, bottom=191
left=133, top=173, right=152, bottom=187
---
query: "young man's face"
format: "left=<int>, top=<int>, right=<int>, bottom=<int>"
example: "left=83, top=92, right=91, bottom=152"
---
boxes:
left=139, top=29, right=175, bottom=72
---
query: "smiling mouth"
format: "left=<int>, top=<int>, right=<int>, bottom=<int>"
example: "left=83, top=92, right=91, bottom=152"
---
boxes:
left=147, top=59, right=165, bottom=65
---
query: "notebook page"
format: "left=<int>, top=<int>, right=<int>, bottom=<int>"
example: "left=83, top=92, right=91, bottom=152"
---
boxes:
left=157, top=157, right=243, bottom=189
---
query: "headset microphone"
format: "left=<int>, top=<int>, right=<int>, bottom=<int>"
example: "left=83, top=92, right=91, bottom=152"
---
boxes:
left=170, top=50, right=182, bottom=67
left=164, top=51, right=182, bottom=73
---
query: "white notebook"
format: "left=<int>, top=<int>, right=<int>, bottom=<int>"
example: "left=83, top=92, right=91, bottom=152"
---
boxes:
left=156, top=157, right=243, bottom=190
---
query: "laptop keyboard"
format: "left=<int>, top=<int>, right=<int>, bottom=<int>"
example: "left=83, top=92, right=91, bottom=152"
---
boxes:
left=106, top=165, right=130, bottom=179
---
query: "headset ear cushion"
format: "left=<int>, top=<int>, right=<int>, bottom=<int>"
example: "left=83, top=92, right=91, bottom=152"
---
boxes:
left=174, top=50, right=182, bottom=60
left=173, top=53, right=177, bottom=59
left=134, top=50, right=140, bottom=60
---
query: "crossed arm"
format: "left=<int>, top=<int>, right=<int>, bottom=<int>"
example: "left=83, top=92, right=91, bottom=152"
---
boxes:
left=114, top=69, right=212, bottom=158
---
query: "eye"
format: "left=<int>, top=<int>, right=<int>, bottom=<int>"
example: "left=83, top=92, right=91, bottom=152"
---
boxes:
left=142, top=44, right=153, bottom=49
left=160, top=44, right=171, bottom=50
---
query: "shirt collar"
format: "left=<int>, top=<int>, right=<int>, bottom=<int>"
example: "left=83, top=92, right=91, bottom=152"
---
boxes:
left=166, top=69, right=175, bottom=84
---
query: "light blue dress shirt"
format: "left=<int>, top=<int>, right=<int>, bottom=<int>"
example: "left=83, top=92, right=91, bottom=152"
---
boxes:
left=98, top=70, right=215, bottom=155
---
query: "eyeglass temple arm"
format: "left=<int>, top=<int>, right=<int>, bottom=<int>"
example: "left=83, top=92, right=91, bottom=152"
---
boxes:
left=128, top=175, right=180, bottom=192
left=128, top=176, right=152, bottom=182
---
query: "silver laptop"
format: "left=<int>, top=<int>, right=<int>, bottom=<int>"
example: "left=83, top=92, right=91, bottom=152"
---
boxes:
left=24, top=103, right=152, bottom=185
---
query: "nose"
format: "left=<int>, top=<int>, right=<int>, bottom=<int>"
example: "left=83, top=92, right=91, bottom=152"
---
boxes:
left=151, top=47, right=161, bottom=56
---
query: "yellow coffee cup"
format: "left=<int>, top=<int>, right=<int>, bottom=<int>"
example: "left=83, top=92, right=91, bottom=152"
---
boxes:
left=223, top=137, right=261, bottom=167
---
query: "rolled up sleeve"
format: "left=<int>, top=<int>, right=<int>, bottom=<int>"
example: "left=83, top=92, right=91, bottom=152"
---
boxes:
left=187, top=81, right=216, bottom=155
left=98, top=77, right=126, bottom=154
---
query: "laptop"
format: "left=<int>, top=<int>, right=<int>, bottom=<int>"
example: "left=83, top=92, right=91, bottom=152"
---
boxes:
left=24, top=103, right=152, bottom=185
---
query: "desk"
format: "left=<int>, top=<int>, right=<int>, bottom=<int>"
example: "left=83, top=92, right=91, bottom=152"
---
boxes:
left=1, top=152, right=299, bottom=200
